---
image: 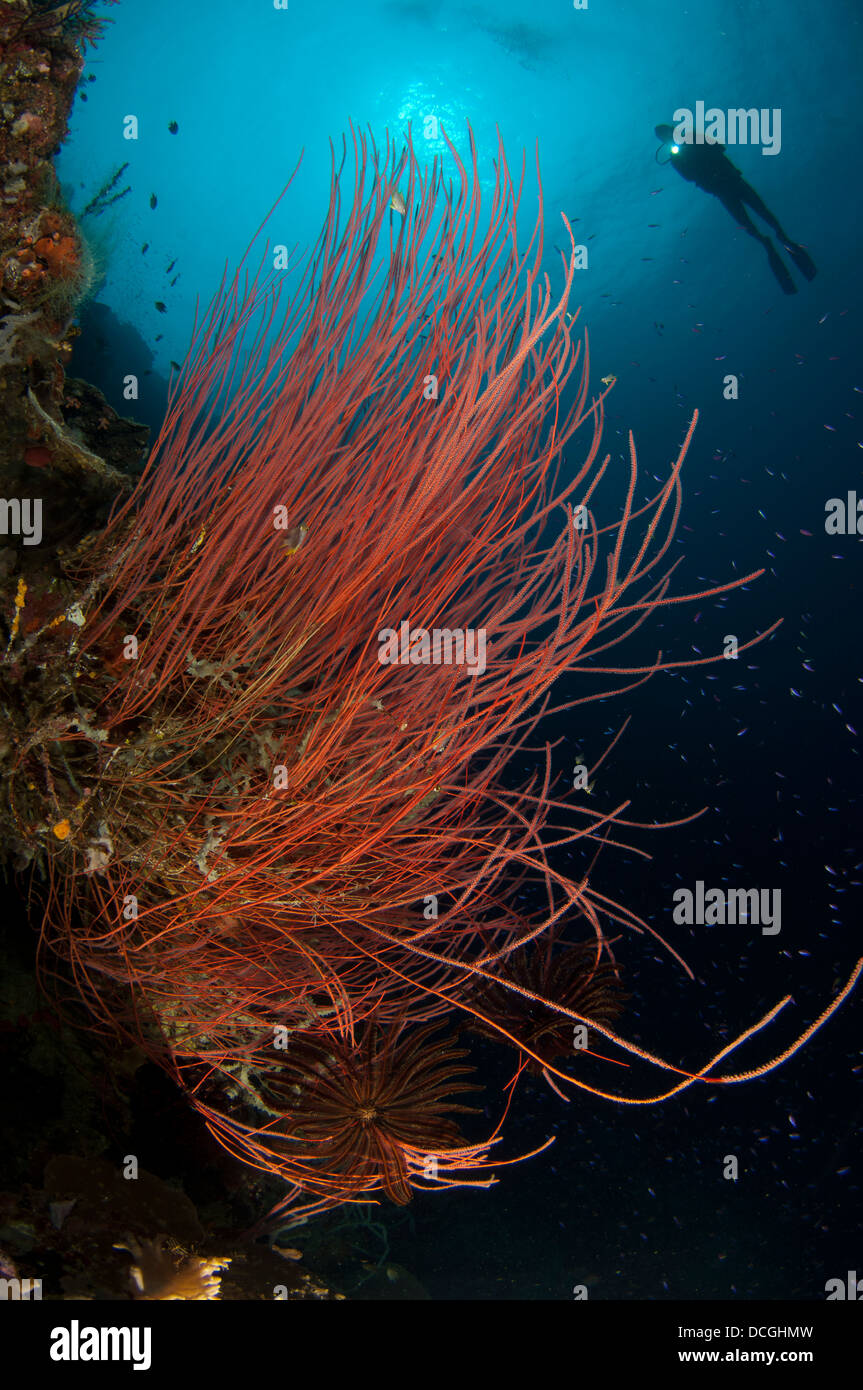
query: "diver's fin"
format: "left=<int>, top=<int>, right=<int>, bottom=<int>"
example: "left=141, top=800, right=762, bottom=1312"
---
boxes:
left=765, top=241, right=797, bottom=295
left=783, top=241, right=817, bottom=281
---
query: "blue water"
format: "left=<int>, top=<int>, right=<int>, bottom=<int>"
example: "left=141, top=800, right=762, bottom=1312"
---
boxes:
left=56, top=0, right=862, bottom=1299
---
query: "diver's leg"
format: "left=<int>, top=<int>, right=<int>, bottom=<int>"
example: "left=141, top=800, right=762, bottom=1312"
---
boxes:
left=737, top=181, right=786, bottom=236
left=738, top=182, right=817, bottom=280
left=715, top=192, right=797, bottom=294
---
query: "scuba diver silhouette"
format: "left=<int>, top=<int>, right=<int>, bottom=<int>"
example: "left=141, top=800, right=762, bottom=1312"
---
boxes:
left=654, top=123, right=816, bottom=295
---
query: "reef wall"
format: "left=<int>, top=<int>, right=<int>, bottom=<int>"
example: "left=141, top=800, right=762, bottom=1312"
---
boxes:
left=0, top=0, right=145, bottom=569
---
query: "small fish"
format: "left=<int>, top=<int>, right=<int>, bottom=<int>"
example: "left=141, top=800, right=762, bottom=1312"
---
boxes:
left=150, top=193, right=158, bottom=209
left=189, top=525, right=206, bottom=556
left=141, top=242, right=149, bottom=254
left=79, top=91, right=88, bottom=101
left=282, top=522, right=308, bottom=555
left=168, top=120, right=179, bottom=134
left=601, top=374, right=616, bottom=388
left=430, top=725, right=454, bottom=755
left=170, top=275, right=179, bottom=287
left=155, top=301, right=167, bottom=313
left=88, top=73, right=96, bottom=83
left=389, top=190, right=407, bottom=215
left=154, top=333, right=163, bottom=342
left=170, top=360, right=181, bottom=371
left=166, top=258, right=176, bottom=273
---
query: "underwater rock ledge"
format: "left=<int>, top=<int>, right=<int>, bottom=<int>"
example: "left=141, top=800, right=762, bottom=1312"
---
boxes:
left=1, top=0, right=146, bottom=566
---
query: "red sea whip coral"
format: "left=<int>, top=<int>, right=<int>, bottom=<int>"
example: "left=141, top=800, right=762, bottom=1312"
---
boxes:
left=15, top=127, right=859, bottom=1220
